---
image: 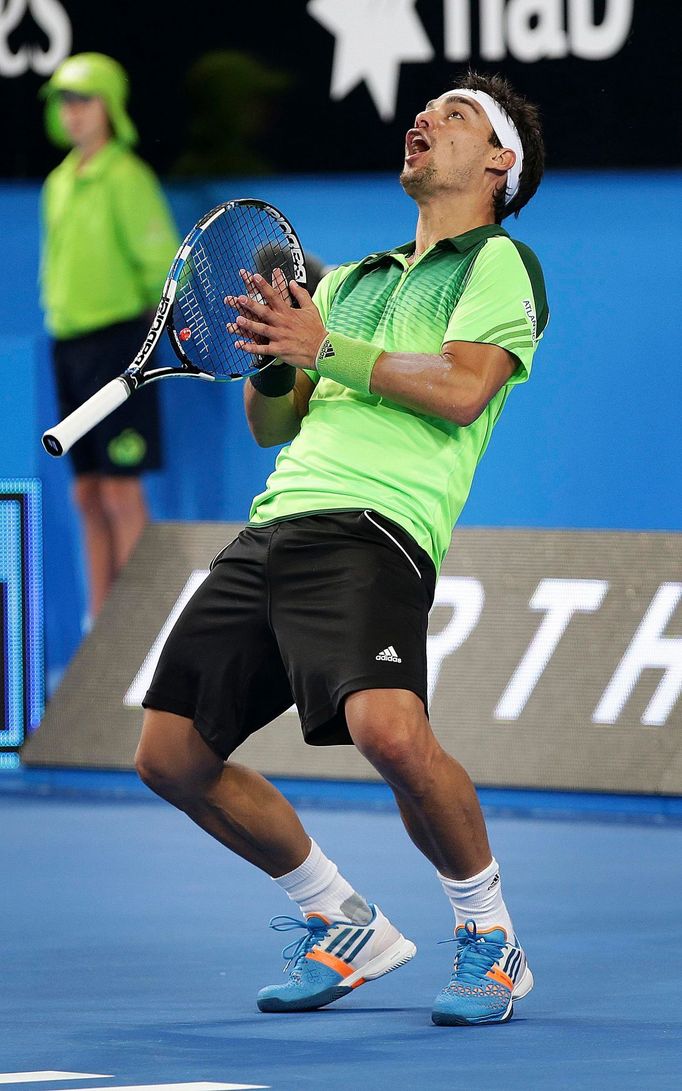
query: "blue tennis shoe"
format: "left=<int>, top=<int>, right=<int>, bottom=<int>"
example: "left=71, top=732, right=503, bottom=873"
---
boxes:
left=257, top=903, right=416, bottom=1012
left=432, top=919, right=533, bottom=1026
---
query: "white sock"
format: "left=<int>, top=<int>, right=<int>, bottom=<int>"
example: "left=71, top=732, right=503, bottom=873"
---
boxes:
left=273, top=839, right=372, bottom=924
left=438, top=857, right=515, bottom=940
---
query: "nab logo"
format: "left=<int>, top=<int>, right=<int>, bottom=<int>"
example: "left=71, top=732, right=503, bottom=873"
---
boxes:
left=308, top=0, right=635, bottom=121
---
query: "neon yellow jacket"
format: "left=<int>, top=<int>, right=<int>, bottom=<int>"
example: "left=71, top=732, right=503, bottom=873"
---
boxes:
left=41, top=140, right=178, bottom=339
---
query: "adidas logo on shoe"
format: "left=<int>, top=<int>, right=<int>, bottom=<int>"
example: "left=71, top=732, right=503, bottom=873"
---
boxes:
left=376, top=645, right=402, bottom=663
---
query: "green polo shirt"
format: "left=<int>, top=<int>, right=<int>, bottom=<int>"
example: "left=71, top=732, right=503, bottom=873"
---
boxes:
left=249, top=224, right=549, bottom=572
left=41, top=140, right=178, bottom=339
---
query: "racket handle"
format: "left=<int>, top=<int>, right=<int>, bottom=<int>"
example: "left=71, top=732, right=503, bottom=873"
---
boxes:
left=42, top=377, right=131, bottom=457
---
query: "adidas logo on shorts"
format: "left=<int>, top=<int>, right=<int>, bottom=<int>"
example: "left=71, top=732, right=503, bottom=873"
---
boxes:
left=376, top=645, right=402, bottom=663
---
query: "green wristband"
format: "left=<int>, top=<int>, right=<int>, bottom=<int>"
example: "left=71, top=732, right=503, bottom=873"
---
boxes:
left=315, top=331, right=382, bottom=393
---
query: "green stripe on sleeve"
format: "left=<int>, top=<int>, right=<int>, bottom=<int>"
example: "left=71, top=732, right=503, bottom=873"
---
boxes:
left=476, top=318, right=529, bottom=342
left=501, top=339, right=534, bottom=351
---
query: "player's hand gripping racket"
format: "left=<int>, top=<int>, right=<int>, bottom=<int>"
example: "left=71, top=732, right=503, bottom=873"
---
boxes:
left=41, top=198, right=307, bottom=457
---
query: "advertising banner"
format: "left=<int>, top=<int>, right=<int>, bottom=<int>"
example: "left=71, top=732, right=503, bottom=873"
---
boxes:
left=23, top=522, right=682, bottom=794
left=1, top=1, right=679, bottom=177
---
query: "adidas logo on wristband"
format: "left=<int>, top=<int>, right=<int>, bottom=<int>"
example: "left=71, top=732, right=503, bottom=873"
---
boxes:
left=317, top=336, right=336, bottom=361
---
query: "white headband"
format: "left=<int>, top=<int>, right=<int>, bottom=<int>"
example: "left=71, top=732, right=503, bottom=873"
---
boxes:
left=452, top=89, right=524, bottom=205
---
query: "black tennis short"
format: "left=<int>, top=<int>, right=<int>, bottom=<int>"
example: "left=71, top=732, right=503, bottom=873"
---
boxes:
left=52, top=316, right=162, bottom=476
left=143, top=510, right=437, bottom=758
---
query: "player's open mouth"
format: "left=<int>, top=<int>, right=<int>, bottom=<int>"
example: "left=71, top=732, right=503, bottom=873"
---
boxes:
left=405, top=129, right=431, bottom=164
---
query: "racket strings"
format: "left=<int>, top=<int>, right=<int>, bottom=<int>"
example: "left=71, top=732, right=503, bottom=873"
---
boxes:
left=173, top=204, right=296, bottom=379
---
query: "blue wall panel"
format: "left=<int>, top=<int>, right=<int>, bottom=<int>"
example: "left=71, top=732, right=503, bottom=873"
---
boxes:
left=1, top=172, right=679, bottom=681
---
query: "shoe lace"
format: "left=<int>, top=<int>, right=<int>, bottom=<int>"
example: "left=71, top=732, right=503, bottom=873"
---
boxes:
left=268, top=914, right=331, bottom=972
left=444, top=919, right=507, bottom=986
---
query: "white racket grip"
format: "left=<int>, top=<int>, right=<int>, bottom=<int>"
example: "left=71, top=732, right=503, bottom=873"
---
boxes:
left=42, top=377, right=131, bottom=457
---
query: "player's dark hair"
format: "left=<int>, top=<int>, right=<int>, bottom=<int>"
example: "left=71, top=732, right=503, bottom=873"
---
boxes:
left=456, top=70, right=545, bottom=224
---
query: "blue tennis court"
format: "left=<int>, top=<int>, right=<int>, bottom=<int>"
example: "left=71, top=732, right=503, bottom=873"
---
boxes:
left=3, top=771, right=682, bottom=1090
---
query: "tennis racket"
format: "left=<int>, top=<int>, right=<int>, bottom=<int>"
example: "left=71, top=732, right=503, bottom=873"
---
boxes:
left=41, top=198, right=307, bottom=457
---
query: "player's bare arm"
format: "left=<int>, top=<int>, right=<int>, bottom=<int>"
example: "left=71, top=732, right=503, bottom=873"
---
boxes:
left=232, top=272, right=516, bottom=427
left=243, top=370, right=316, bottom=448
left=369, top=340, right=517, bottom=426
left=226, top=268, right=317, bottom=447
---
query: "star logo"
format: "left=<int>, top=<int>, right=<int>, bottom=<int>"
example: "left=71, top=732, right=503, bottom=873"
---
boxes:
left=308, top=0, right=435, bottom=122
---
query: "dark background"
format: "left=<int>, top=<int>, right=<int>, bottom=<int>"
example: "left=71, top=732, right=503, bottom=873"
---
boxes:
left=1, top=0, right=678, bottom=178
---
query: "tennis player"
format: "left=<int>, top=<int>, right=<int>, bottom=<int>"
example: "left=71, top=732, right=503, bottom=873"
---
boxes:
left=137, top=71, right=548, bottom=1026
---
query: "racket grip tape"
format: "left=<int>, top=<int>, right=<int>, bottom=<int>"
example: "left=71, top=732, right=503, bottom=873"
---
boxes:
left=41, top=377, right=131, bottom=457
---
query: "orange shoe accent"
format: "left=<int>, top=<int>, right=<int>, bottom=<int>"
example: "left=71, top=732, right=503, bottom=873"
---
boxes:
left=456, top=925, right=509, bottom=941
left=487, top=966, right=514, bottom=991
left=305, top=912, right=331, bottom=925
left=306, top=947, right=356, bottom=979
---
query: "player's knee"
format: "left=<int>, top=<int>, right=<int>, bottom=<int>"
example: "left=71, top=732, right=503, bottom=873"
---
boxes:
left=134, top=741, right=190, bottom=802
left=358, top=730, right=414, bottom=780
left=137, top=709, right=223, bottom=804
left=134, top=743, right=169, bottom=796
left=346, top=694, right=432, bottom=784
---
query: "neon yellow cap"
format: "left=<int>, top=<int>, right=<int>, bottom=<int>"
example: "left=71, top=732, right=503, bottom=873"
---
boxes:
left=40, top=52, right=138, bottom=148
